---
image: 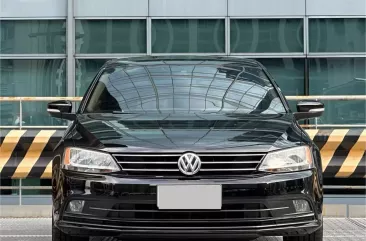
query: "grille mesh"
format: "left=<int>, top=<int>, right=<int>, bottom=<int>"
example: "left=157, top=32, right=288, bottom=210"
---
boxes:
left=113, top=153, right=265, bottom=176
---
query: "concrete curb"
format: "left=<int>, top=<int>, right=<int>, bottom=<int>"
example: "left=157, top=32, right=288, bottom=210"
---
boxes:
left=0, top=205, right=52, bottom=218
left=0, top=204, right=365, bottom=218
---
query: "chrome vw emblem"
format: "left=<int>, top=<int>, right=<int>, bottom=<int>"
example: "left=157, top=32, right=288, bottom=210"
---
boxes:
left=178, top=153, right=201, bottom=176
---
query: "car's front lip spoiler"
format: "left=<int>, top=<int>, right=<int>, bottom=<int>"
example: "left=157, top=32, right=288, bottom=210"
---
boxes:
left=57, top=219, right=321, bottom=237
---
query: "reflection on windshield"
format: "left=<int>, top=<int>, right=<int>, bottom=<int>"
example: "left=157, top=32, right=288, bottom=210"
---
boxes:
left=85, top=62, right=286, bottom=114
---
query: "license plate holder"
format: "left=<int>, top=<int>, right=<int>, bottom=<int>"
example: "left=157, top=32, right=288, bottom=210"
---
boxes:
left=157, top=185, right=222, bottom=210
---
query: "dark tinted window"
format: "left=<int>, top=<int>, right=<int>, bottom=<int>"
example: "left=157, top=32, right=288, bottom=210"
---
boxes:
left=231, top=19, right=303, bottom=53
left=152, top=19, right=225, bottom=53
left=0, top=20, right=66, bottom=54
left=84, top=63, right=286, bottom=114
left=309, top=58, right=366, bottom=124
left=309, top=18, right=366, bottom=53
left=76, top=20, right=147, bottom=54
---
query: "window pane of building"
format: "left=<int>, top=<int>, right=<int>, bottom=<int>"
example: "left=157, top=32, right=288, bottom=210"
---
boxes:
left=23, top=179, right=52, bottom=196
left=0, top=179, right=51, bottom=200
left=256, top=58, right=305, bottom=112
left=152, top=19, right=225, bottom=53
left=0, top=59, right=66, bottom=126
left=231, top=19, right=303, bottom=53
left=309, top=58, right=366, bottom=124
left=75, top=59, right=109, bottom=96
left=309, top=18, right=366, bottom=53
left=0, top=179, right=19, bottom=197
left=0, top=20, right=66, bottom=54
left=76, top=20, right=147, bottom=54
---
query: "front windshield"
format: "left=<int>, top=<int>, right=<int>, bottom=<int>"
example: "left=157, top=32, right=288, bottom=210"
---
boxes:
left=84, top=63, right=286, bottom=114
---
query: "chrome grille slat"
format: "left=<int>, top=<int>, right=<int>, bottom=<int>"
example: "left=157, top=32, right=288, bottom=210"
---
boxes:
left=119, top=162, right=177, bottom=164
left=114, top=154, right=182, bottom=157
left=60, top=220, right=316, bottom=230
left=89, top=207, right=289, bottom=212
left=200, top=168, right=257, bottom=171
left=122, top=169, right=178, bottom=172
left=113, top=153, right=265, bottom=176
left=121, top=168, right=257, bottom=172
left=118, top=161, right=261, bottom=164
left=114, top=154, right=264, bottom=157
left=198, top=154, right=264, bottom=157
left=64, top=212, right=314, bottom=223
left=201, top=161, right=261, bottom=164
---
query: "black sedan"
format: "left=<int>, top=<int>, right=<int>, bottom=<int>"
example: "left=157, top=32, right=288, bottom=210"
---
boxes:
left=48, top=56, right=324, bottom=241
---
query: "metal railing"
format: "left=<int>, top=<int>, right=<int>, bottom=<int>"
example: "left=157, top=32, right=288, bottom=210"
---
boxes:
left=0, top=181, right=51, bottom=205
left=0, top=95, right=366, bottom=129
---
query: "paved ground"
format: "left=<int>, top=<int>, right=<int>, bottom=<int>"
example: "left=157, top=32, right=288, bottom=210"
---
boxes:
left=0, top=218, right=365, bottom=241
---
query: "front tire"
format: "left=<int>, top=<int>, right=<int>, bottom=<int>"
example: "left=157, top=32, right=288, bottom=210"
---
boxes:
left=283, top=224, right=323, bottom=241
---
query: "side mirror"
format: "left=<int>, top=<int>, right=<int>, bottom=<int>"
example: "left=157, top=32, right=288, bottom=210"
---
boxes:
left=47, top=100, right=76, bottom=120
left=294, top=100, right=324, bottom=120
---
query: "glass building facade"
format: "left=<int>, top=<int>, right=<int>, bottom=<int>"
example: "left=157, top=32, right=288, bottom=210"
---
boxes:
left=0, top=0, right=365, bottom=128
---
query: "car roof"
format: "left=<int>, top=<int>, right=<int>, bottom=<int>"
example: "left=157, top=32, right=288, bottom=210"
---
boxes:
left=102, top=56, right=264, bottom=69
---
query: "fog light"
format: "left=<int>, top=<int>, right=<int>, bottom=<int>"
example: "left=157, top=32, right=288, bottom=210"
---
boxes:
left=293, top=200, right=310, bottom=212
left=68, top=200, right=85, bottom=213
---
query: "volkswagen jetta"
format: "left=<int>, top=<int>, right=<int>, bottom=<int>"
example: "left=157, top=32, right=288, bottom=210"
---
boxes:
left=48, top=56, right=324, bottom=241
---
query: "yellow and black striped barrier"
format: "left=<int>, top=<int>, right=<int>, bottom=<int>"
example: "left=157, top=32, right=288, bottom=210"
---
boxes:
left=0, top=130, right=64, bottom=179
left=307, top=129, right=365, bottom=179
left=0, top=129, right=365, bottom=179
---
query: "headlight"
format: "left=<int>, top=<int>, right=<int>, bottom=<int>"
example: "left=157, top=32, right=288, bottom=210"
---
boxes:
left=63, top=147, right=120, bottom=173
left=258, top=146, right=313, bottom=173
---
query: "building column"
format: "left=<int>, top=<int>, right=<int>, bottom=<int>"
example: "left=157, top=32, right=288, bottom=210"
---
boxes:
left=67, top=0, right=75, bottom=97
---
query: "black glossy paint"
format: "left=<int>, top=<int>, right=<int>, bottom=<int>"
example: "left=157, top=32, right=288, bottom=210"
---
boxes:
left=72, top=113, right=305, bottom=153
left=51, top=57, right=323, bottom=238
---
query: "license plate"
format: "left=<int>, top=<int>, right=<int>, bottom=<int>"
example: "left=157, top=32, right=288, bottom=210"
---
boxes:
left=157, top=185, right=222, bottom=210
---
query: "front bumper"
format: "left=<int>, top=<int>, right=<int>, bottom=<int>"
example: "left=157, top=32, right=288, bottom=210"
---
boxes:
left=55, top=170, right=323, bottom=238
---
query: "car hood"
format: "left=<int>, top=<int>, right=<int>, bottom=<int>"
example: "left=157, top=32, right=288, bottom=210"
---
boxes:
left=69, top=113, right=304, bottom=153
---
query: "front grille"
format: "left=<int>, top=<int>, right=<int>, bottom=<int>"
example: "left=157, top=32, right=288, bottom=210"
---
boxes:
left=113, top=153, right=265, bottom=176
left=105, top=202, right=274, bottom=221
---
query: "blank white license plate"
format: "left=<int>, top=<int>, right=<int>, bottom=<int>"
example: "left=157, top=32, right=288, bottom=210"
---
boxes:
left=157, top=185, right=222, bottom=210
